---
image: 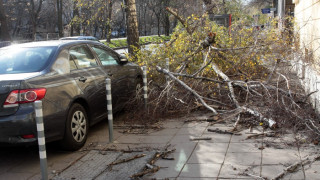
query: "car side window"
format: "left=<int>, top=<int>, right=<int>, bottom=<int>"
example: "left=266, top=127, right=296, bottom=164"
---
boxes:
left=69, top=45, right=98, bottom=69
left=91, top=46, right=118, bottom=66
left=52, top=49, right=70, bottom=74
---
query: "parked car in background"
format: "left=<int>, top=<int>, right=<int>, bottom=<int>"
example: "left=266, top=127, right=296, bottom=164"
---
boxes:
left=60, top=36, right=100, bottom=42
left=0, top=40, right=142, bottom=150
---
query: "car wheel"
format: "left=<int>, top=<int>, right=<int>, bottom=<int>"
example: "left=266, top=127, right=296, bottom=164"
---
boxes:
left=60, top=103, right=88, bottom=151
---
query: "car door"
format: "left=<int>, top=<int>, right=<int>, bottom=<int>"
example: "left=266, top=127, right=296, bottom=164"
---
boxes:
left=89, top=45, right=130, bottom=111
left=68, top=45, right=107, bottom=123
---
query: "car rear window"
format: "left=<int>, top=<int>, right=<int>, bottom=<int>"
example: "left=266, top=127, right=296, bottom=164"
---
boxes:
left=0, top=47, right=55, bottom=74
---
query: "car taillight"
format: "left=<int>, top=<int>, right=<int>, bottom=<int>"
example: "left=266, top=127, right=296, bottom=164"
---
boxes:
left=3, top=88, right=46, bottom=108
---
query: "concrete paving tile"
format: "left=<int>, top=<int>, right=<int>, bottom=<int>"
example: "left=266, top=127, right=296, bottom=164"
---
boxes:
left=195, top=142, right=229, bottom=153
left=304, top=164, right=320, bottom=180
left=171, top=142, right=198, bottom=155
left=282, top=171, right=306, bottom=180
left=105, top=143, right=167, bottom=151
left=230, top=134, right=259, bottom=143
left=182, top=121, right=209, bottom=128
left=115, top=134, right=172, bottom=144
left=161, top=120, right=185, bottom=129
left=179, top=163, right=221, bottom=178
left=262, top=152, right=300, bottom=165
left=176, top=127, right=207, bottom=136
left=148, top=152, right=189, bottom=179
left=219, top=163, right=260, bottom=179
left=148, top=127, right=180, bottom=136
left=263, top=146, right=299, bottom=155
left=298, top=145, right=320, bottom=161
left=265, top=133, right=296, bottom=143
left=260, top=165, right=306, bottom=180
left=227, top=143, right=262, bottom=153
left=187, top=152, right=225, bottom=164
left=178, top=178, right=255, bottom=180
left=261, top=165, right=304, bottom=179
left=224, top=152, right=261, bottom=166
left=170, top=134, right=211, bottom=143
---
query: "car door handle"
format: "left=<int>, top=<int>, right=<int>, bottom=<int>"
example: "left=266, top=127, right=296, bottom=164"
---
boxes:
left=79, top=77, right=87, bottom=82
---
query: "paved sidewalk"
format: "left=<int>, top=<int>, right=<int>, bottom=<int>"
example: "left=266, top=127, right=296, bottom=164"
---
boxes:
left=100, top=113, right=320, bottom=180
left=2, top=112, right=319, bottom=179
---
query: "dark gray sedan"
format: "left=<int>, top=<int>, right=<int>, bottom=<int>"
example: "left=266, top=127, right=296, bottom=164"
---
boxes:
left=0, top=40, right=142, bottom=150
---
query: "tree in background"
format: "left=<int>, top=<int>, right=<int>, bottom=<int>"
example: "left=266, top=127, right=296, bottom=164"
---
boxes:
left=124, top=0, right=140, bottom=58
left=27, top=0, right=44, bottom=40
left=0, top=0, right=11, bottom=41
left=71, top=0, right=114, bottom=41
left=57, top=0, right=63, bottom=37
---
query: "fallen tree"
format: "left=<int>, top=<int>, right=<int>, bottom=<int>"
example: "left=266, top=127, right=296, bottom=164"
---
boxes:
left=124, top=9, right=320, bottom=143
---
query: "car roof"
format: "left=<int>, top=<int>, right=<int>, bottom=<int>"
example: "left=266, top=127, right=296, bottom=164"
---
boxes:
left=2, top=40, right=104, bottom=49
left=60, top=36, right=99, bottom=40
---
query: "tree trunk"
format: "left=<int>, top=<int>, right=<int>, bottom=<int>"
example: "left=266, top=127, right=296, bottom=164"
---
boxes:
left=124, top=0, right=140, bottom=58
left=157, top=15, right=160, bottom=36
left=106, top=0, right=113, bottom=43
left=71, top=0, right=80, bottom=36
left=57, top=0, right=63, bottom=38
left=223, top=0, right=227, bottom=14
left=163, top=14, right=170, bottom=36
left=163, top=0, right=170, bottom=36
left=29, top=0, right=43, bottom=40
left=0, top=0, right=11, bottom=41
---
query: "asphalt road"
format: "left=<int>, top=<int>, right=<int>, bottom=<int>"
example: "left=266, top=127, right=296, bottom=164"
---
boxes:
left=0, top=119, right=113, bottom=180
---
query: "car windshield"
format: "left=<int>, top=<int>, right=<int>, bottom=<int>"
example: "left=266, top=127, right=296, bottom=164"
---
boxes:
left=0, top=47, right=55, bottom=74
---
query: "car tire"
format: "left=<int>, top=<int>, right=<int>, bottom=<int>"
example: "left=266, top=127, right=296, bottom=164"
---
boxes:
left=60, top=103, right=88, bottom=151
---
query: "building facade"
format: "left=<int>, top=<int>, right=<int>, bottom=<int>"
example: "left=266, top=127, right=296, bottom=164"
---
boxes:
left=292, top=0, right=320, bottom=111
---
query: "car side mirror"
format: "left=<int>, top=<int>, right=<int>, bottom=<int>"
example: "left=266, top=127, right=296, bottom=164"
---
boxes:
left=119, top=54, right=128, bottom=64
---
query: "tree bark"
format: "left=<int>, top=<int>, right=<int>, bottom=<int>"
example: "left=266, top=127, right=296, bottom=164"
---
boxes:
left=71, top=0, right=80, bottom=36
left=124, top=0, right=140, bottom=58
left=57, top=0, right=63, bottom=38
left=0, top=0, right=11, bottom=41
left=162, top=0, right=170, bottom=36
left=29, top=0, right=43, bottom=40
left=106, top=0, right=113, bottom=43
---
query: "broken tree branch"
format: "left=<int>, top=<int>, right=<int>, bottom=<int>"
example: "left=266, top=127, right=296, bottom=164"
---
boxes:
left=207, top=128, right=241, bottom=135
left=170, top=72, right=224, bottom=84
left=190, top=137, right=212, bottom=141
left=109, top=154, right=146, bottom=166
left=209, top=49, right=240, bottom=108
left=165, top=7, right=192, bottom=35
left=241, top=107, right=276, bottom=128
left=130, top=166, right=160, bottom=178
left=272, top=154, right=320, bottom=180
left=156, top=66, right=218, bottom=115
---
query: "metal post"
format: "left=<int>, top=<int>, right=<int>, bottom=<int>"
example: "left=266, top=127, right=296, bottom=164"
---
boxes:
left=34, top=101, right=48, bottom=180
left=142, top=66, right=148, bottom=110
left=106, top=78, right=113, bottom=143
